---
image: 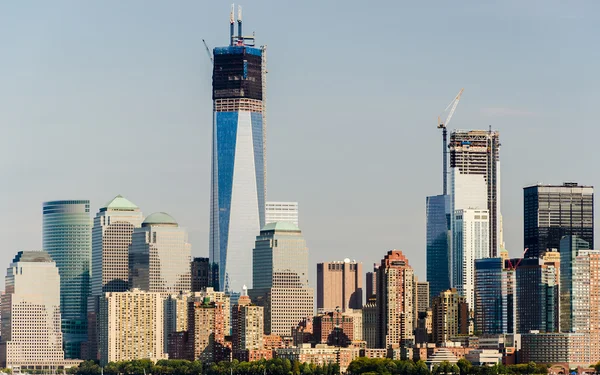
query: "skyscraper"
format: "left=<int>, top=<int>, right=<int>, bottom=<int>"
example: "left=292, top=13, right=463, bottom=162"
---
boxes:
left=129, top=212, right=192, bottom=294
left=249, top=222, right=314, bottom=337
left=431, top=289, right=468, bottom=345
left=426, top=194, right=451, bottom=302
left=232, top=289, right=264, bottom=355
left=0, top=251, right=77, bottom=371
left=87, top=195, right=143, bottom=360
left=474, top=258, right=515, bottom=335
left=416, top=281, right=430, bottom=313
left=265, top=202, right=299, bottom=226
left=524, top=183, right=594, bottom=259
left=317, top=259, right=363, bottom=312
left=191, top=257, right=211, bottom=292
left=42, top=200, right=92, bottom=359
left=559, top=235, right=592, bottom=333
left=210, top=8, right=267, bottom=293
left=365, top=264, right=378, bottom=300
left=450, top=129, right=501, bottom=258
left=188, top=298, right=227, bottom=363
left=376, top=250, right=415, bottom=348
left=452, top=209, right=490, bottom=309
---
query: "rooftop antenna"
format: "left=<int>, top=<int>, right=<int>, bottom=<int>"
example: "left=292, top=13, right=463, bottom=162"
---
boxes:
left=230, top=4, right=235, bottom=46
left=237, top=5, right=243, bottom=44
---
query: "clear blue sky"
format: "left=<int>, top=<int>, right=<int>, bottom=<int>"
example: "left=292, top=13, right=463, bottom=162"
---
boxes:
left=1, top=1, right=599, bottom=288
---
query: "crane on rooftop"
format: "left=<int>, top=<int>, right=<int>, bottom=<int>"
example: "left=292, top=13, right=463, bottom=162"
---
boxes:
left=438, top=88, right=464, bottom=195
left=202, top=39, right=213, bottom=65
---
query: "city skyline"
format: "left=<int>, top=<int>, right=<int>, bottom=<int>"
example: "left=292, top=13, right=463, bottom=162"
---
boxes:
left=3, top=2, right=600, bottom=290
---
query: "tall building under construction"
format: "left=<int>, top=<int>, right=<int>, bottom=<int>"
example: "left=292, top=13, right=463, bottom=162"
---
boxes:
left=450, top=129, right=501, bottom=258
left=209, top=6, right=267, bottom=293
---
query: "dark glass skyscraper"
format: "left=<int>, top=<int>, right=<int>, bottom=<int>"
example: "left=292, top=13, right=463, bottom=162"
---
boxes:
left=210, top=9, right=266, bottom=293
left=524, top=183, right=594, bottom=259
left=42, top=200, right=91, bottom=359
left=426, top=194, right=451, bottom=301
left=474, top=258, right=516, bottom=335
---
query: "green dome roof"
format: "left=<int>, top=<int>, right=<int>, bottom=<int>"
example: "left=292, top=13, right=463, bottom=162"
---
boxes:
left=143, top=212, right=178, bottom=226
left=103, top=195, right=139, bottom=210
left=261, top=221, right=300, bottom=232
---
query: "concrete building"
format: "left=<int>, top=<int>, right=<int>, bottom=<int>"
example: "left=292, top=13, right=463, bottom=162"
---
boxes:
left=129, top=212, right=191, bottom=294
left=276, top=344, right=360, bottom=373
left=42, top=200, right=92, bottom=359
left=362, top=301, right=377, bottom=348
left=191, top=257, right=212, bottom=292
left=376, top=250, right=415, bottom=348
left=450, top=129, right=501, bottom=258
left=98, top=289, right=166, bottom=365
left=426, top=194, right=451, bottom=302
left=515, top=252, right=560, bottom=333
left=524, top=183, right=594, bottom=259
left=452, top=209, right=489, bottom=310
left=474, top=258, right=516, bottom=335
left=431, top=289, right=469, bottom=345
left=520, top=332, right=590, bottom=367
left=188, top=297, right=227, bottom=363
left=87, top=195, right=143, bottom=359
left=192, top=288, right=231, bottom=336
left=465, top=349, right=502, bottom=366
left=164, top=292, right=191, bottom=352
left=265, top=201, right=298, bottom=226
left=0, top=251, right=79, bottom=371
left=313, top=311, right=354, bottom=347
left=232, top=288, right=264, bottom=357
left=416, top=281, right=430, bottom=313
left=345, top=309, right=363, bottom=341
left=365, top=264, right=378, bottom=300
left=249, top=222, right=313, bottom=337
left=317, top=259, right=363, bottom=312
left=209, top=13, right=267, bottom=294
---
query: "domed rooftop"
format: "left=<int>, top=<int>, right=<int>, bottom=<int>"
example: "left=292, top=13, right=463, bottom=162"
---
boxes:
left=261, top=221, right=300, bottom=232
left=103, top=195, right=139, bottom=211
left=142, top=212, right=178, bottom=227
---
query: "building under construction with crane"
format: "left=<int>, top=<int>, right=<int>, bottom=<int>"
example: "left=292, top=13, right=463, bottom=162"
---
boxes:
left=209, top=5, right=268, bottom=294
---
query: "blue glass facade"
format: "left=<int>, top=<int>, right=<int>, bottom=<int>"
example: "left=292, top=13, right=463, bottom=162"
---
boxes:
left=426, top=194, right=451, bottom=301
left=474, top=258, right=515, bottom=334
left=42, top=200, right=91, bottom=359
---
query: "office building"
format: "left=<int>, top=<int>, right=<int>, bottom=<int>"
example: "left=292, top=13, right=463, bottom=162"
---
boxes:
left=515, top=252, right=560, bottom=333
left=249, top=222, right=313, bottom=337
left=317, top=259, right=363, bottom=312
left=42, top=200, right=92, bottom=359
left=232, top=288, right=264, bottom=356
left=376, top=250, right=415, bottom=348
left=0, top=251, right=79, bottom=371
left=450, top=129, right=501, bottom=257
left=431, top=289, right=469, bottom=345
left=362, top=301, right=377, bottom=348
left=426, top=194, right=451, bottom=302
left=209, top=10, right=267, bottom=294
left=129, top=212, right=191, bottom=294
left=98, top=289, right=165, bottom=365
left=520, top=332, right=590, bottom=367
left=559, top=236, right=591, bottom=332
left=416, top=281, right=430, bottom=313
left=452, top=209, right=490, bottom=309
left=266, top=201, right=299, bottom=226
left=188, top=298, right=226, bottom=363
left=474, top=258, right=515, bottom=335
left=524, top=183, right=594, bottom=259
left=365, top=264, right=378, bottom=300
left=87, top=195, right=143, bottom=360
left=191, top=257, right=211, bottom=292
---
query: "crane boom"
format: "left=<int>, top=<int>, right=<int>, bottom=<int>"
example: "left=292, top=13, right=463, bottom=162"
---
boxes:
left=202, top=39, right=213, bottom=65
left=437, top=88, right=464, bottom=195
left=439, top=88, right=464, bottom=129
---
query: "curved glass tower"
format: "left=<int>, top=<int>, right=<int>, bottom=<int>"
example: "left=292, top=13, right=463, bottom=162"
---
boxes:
left=210, top=10, right=266, bottom=293
left=42, top=200, right=92, bottom=359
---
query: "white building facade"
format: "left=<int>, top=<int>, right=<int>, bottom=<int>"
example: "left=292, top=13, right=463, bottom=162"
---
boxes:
left=266, top=202, right=299, bottom=226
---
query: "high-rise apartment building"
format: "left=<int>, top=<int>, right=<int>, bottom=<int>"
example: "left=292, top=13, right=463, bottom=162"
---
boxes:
left=376, top=250, right=415, bottom=348
left=524, top=183, right=594, bottom=259
left=98, top=289, right=166, bottom=365
left=431, top=289, right=469, bottom=345
left=474, top=258, right=516, bottom=335
left=187, top=298, right=226, bottom=363
left=209, top=11, right=267, bottom=294
left=0, top=251, right=77, bottom=371
left=313, top=311, right=355, bottom=347
left=192, top=288, right=231, bottom=336
left=42, top=200, right=92, bottom=359
left=452, top=209, right=489, bottom=309
left=317, top=260, right=363, bottom=312
left=266, top=202, right=299, bottom=226
left=450, top=129, right=501, bottom=258
left=232, top=289, right=264, bottom=355
left=191, top=257, right=211, bottom=292
left=365, top=264, right=378, bottom=300
left=426, top=194, right=451, bottom=302
left=129, top=212, right=191, bottom=294
left=515, top=252, right=560, bottom=333
left=249, top=222, right=314, bottom=337
left=87, top=195, right=143, bottom=360
left=416, top=281, right=430, bottom=313
left=164, top=292, right=191, bottom=353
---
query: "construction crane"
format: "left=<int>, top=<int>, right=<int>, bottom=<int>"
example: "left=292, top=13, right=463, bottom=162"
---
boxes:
left=202, top=39, right=213, bottom=65
left=506, top=248, right=529, bottom=270
left=438, top=88, right=464, bottom=195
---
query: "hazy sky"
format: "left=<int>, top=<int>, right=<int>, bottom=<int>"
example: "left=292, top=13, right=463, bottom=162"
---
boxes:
left=1, top=1, right=599, bottom=289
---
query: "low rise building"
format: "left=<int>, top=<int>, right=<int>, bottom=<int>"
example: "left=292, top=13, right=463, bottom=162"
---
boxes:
left=465, top=349, right=502, bottom=366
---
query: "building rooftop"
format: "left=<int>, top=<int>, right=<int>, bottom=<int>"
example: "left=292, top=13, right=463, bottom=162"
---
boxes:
left=261, top=221, right=300, bottom=232
left=103, top=195, right=139, bottom=211
left=13, top=251, right=54, bottom=264
left=142, top=212, right=178, bottom=227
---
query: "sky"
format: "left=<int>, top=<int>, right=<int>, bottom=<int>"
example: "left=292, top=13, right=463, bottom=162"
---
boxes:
left=1, top=1, right=599, bottom=289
